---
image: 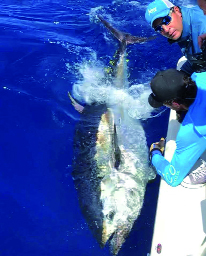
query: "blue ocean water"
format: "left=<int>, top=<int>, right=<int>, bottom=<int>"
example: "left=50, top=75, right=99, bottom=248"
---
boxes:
left=0, top=0, right=189, bottom=255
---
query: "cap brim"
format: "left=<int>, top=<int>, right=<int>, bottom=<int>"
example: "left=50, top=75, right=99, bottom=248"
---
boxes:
left=151, top=9, right=170, bottom=26
left=148, top=93, right=163, bottom=108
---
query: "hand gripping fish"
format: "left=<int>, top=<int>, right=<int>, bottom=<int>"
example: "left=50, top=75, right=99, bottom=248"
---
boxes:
left=69, top=16, right=156, bottom=255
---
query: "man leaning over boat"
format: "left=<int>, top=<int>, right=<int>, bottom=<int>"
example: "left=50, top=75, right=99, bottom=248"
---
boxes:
left=148, top=69, right=206, bottom=187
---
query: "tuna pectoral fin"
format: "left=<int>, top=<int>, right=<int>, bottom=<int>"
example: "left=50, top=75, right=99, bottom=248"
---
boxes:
left=98, top=15, right=156, bottom=45
left=68, top=92, right=84, bottom=113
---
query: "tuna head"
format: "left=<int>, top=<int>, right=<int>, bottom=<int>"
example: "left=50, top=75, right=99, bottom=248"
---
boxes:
left=98, top=142, right=147, bottom=255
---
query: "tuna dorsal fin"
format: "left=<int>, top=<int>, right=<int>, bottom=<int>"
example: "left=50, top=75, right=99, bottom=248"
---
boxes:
left=113, top=123, right=121, bottom=169
left=98, top=15, right=156, bottom=45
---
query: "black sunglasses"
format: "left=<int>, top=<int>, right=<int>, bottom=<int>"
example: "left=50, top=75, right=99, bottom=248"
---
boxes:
left=154, top=8, right=173, bottom=33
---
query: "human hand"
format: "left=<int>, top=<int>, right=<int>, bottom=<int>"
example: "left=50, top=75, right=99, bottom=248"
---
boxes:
left=150, top=138, right=165, bottom=155
left=198, top=33, right=206, bottom=49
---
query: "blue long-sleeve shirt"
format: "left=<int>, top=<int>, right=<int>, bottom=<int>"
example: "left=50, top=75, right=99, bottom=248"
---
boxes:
left=151, top=72, right=206, bottom=186
left=169, top=6, right=206, bottom=74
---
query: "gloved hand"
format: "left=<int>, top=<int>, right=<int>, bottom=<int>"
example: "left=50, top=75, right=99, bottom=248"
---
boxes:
left=149, top=138, right=165, bottom=163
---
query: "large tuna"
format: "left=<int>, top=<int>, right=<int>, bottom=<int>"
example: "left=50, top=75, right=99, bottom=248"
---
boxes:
left=69, top=16, right=156, bottom=255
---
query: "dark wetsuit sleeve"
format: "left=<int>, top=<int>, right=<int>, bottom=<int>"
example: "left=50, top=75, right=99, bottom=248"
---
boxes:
left=180, top=60, right=195, bottom=76
left=151, top=122, right=206, bottom=187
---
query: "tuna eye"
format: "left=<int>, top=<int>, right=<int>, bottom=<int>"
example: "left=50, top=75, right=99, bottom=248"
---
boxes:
left=106, top=211, right=115, bottom=220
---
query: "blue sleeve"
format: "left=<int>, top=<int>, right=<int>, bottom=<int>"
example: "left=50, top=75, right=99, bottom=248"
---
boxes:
left=151, top=122, right=206, bottom=187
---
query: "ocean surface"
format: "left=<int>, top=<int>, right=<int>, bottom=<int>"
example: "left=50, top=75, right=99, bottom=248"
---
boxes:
left=0, top=0, right=195, bottom=255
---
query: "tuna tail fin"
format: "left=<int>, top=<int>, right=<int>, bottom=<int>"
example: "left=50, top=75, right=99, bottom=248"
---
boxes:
left=97, top=15, right=156, bottom=45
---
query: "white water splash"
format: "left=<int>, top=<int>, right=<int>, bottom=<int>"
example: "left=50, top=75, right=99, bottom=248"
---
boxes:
left=71, top=60, right=153, bottom=120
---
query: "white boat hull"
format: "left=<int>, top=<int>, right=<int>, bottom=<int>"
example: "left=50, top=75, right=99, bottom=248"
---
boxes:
left=150, top=109, right=206, bottom=256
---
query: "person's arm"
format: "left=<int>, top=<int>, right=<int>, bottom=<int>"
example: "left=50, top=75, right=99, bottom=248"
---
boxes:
left=198, top=0, right=206, bottom=15
left=151, top=123, right=206, bottom=187
left=198, top=14, right=206, bottom=47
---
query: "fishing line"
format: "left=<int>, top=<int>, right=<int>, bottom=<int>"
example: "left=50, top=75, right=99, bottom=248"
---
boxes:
left=180, top=182, right=206, bottom=189
left=2, top=86, right=80, bottom=121
left=147, top=107, right=168, bottom=119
